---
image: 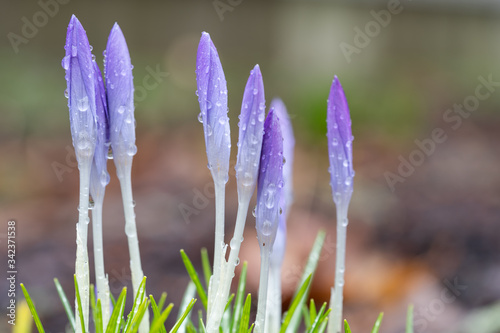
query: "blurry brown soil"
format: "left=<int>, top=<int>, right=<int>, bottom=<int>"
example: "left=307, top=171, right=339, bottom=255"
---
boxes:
left=1, top=117, right=499, bottom=333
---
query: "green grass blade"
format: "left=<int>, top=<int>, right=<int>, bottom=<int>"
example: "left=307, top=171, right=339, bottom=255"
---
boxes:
left=318, top=319, right=328, bottom=333
left=231, top=261, right=247, bottom=333
left=221, top=294, right=234, bottom=332
left=74, top=275, right=86, bottom=333
left=124, top=277, right=147, bottom=332
left=176, top=282, right=196, bottom=332
left=406, top=305, right=414, bottom=333
left=105, top=287, right=127, bottom=333
left=186, top=323, right=197, bottom=333
left=287, top=231, right=326, bottom=333
left=110, top=292, right=117, bottom=308
left=371, top=313, right=384, bottom=333
left=198, top=314, right=206, bottom=333
left=247, top=323, right=254, bottom=333
left=309, top=300, right=317, bottom=326
left=280, top=274, right=313, bottom=333
left=344, top=320, right=352, bottom=333
left=54, top=278, right=76, bottom=331
left=149, top=295, right=168, bottom=333
left=20, top=284, right=45, bottom=333
left=126, top=298, right=150, bottom=333
left=200, top=248, right=212, bottom=289
left=158, top=292, right=168, bottom=312
left=170, top=298, right=197, bottom=333
left=238, top=294, right=252, bottom=333
left=95, top=299, right=104, bottom=333
left=302, top=304, right=311, bottom=330
left=180, top=250, right=208, bottom=309
left=309, top=302, right=327, bottom=333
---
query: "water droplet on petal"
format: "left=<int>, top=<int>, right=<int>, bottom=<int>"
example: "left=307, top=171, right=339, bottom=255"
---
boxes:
left=117, top=106, right=125, bottom=114
left=61, top=56, right=70, bottom=70
left=64, top=89, right=69, bottom=99
left=198, top=112, right=203, bottom=123
left=127, top=144, right=137, bottom=156
left=77, top=96, right=89, bottom=112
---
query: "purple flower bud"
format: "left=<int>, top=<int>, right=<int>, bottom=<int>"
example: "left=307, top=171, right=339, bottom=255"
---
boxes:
left=196, top=32, right=230, bottom=183
left=255, top=109, right=283, bottom=249
left=327, top=76, right=354, bottom=205
left=105, top=23, right=136, bottom=168
left=62, top=15, right=97, bottom=162
left=235, top=65, right=266, bottom=196
left=90, top=61, right=110, bottom=201
left=270, top=98, right=294, bottom=214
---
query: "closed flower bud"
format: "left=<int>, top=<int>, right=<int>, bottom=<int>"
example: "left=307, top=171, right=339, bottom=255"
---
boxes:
left=327, top=76, right=354, bottom=205
left=255, top=109, right=283, bottom=249
left=196, top=32, right=231, bottom=183
left=235, top=65, right=266, bottom=197
left=105, top=23, right=136, bottom=174
left=63, top=15, right=97, bottom=163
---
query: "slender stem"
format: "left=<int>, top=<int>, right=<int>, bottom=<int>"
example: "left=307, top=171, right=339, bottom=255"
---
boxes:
left=91, top=200, right=110, bottom=329
left=255, top=247, right=271, bottom=333
left=117, top=165, right=149, bottom=333
left=208, top=181, right=226, bottom=317
left=75, top=160, right=91, bottom=333
left=328, top=202, right=349, bottom=333
left=206, top=193, right=251, bottom=333
left=265, top=264, right=282, bottom=333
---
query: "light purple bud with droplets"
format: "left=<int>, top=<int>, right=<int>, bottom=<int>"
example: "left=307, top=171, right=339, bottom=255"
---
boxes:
left=235, top=64, right=265, bottom=197
left=327, top=76, right=354, bottom=205
left=255, top=109, right=283, bottom=250
left=196, top=32, right=230, bottom=183
left=90, top=61, right=110, bottom=201
left=269, top=98, right=294, bottom=266
left=105, top=23, right=136, bottom=171
left=62, top=15, right=97, bottom=163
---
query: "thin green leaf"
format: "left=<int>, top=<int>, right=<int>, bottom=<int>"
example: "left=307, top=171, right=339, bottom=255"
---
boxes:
left=20, top=283, right=45, bottom=333
left=200, top=247, right=212, bottom=289
left=186, top=323, right=197, bottom=333
left=158, top=292, right=168, bottom=312
left=105, top=287, right=127, bottom=333
left=170, top=298, right=197, bottom=333
left=221, top=294, right=234, bottom=333
left=344, top=319, right=352, bottom=333
left=110, top=292, right=117, bottom=308
left=309, top=300, right=317, bottom=325
left=231, top=262, right=248, bottom=333
left=126, top=298, right=150, bottom=333
left=318, top=319, right=328, bottom=333
left=176, top=282, right=196, bottom=332
left=124, top=277, right=147, bottom=333
left=302, top=304, right=311, bottom=330
left=54, top=278, right=76, bottom=331
left=180, top=250, right=208, bottom=309
left=247, top=323, right=254, bottom=333
left=198, top=314, right=206, bottom=333
left=371, top=313, right=384, bottom=333
left=74, top=275, right=86, bottom=333
left=95, top=299, right=104, bottom=333
left=287, top=231, right=326, bottom=333
left=149, top=295, right=168, bottom=333
left=238, top=294, right=252, bottom=333
left=309, top=303, right=329, bottom=333
left=406, top=305, right=414, bottom=333
left=280, top=274, right=313, bottom=333
left=150, top=302, right=174, bottom=333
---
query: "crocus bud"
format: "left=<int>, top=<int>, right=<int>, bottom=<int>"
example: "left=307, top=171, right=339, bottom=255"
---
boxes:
left=255, top=109, right=283, bottom=249
left=63, top=15, right=97, bottom=163
left=235, top=65, right=266, bottom=198
left=327, top=76, right=354, bottom=205
left=196, top=32, right=230, bottom=183
left=90, top=61, right=110, bottom=201
left=105, top=23, right=136, bottom=175
left=269, top=98, right=294, bottom=266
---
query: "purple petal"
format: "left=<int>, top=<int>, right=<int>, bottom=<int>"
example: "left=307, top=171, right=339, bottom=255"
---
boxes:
left=90, top=61, right=110, bottom=201
left=196, top=32, right=230, bottom=182
left=270, top=215, right=286, bottom=267
left=235, top=65, right=266, bottom=196
left=271, top=98, right=294, bottom=214
left=105, top=23, right=136, bottom=164
left=63, top=15, right=97, bottom=162
left=327, top=76, right=354, bottom=204
left=255, top=109, right=283, bottom=249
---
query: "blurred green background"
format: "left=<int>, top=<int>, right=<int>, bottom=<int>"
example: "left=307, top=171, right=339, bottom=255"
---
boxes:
left=1, top=1, right=500, bottom=332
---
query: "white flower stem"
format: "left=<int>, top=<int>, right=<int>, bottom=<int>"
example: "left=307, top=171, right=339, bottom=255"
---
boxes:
left=206, top=192, right=251, bottom=333
left=265, top=264, right=282, bottom=333
left=255, top=246, right=271, bottom=333
left=91, top=199, right=110, bottom=329
left=328, top=202, right=349, bottom=333
left=75, top=160, right=91, bottom=333
left=208, top=180, right=226, bottom=318
left=117, top=165, right=149, bottom=333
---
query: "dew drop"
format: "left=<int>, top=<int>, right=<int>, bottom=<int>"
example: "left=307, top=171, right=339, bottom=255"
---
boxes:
left=89, top=196, right=95, bottom=210
left=125, top=114, right=133, bottom=124
left=107, top=146, right=113, bottom=160
left=261, top=220, right=273, bottom=236
left=100, top=171, right=110, bottom=186
left=218, top=117, right=226, bottom=125
left=253, top=88, right=258, bottom=95
left=127, top=144, right=137, bottom=156
left=117, top=106, right=125, bottom=114
left=258, top=112, right=264, bottom=122
left=121, top=69, right=126, bottom=76
left=61, top=56, right=70, bottom=70
left=265, top=185, right=276, bottom=209
left=91, top=54, right=96, bottom=61
left=64, top=89, right=69, bottom=99
left=77, top=96, right=89, bottom=112
left=197, top=112, right=203, bottom=123
left=252, top=206, right=257, bottom=217
left=71, top=45, right=77, bottom=57
left=235, top=258, right=240, bottom=266
left=343, top=160, right=348, bottom=167
left=332, top=138, right=338, bottom=146
left=241, top=172, right=253, bottom=187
